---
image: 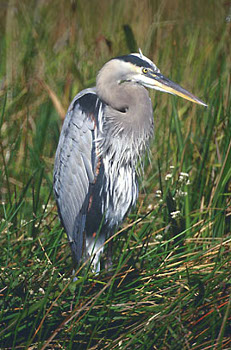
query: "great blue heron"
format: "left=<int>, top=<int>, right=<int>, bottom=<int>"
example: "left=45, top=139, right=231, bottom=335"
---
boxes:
left=53, top=50, right=207, bottom=272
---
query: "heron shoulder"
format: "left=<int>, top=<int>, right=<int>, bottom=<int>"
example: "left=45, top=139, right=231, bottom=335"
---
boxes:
left=67, top=87, right=97, bottom=113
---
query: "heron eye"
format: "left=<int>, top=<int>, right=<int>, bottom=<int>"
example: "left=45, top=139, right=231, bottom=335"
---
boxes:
left=142, top=68, right=148, bottom=74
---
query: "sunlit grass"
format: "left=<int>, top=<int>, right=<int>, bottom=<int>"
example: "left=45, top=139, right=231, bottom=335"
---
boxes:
left=0, top=1, right=231, bottom=349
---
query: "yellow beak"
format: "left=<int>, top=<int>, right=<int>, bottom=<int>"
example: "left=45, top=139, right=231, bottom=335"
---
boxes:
left=147, top=71, right=207, bottom=107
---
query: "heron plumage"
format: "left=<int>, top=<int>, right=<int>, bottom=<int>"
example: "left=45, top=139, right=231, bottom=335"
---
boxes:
left=53, top=85, right=151, bottom=270
left=53, top=51, right=206, bottom=271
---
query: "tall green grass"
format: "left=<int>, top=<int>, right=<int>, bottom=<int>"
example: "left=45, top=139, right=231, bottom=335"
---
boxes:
left=0, top=1, right=230, bottom=349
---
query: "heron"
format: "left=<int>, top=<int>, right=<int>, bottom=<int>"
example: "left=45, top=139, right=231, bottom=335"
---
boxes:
left=53, top=50, right=207, bottom=272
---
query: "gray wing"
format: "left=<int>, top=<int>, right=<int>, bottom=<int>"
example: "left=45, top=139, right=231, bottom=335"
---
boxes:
left=53, top=88, right=99, bottom=263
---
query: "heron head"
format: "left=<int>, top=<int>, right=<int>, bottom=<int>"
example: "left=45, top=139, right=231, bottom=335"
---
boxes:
left=115, top=49, right=207, bottom=107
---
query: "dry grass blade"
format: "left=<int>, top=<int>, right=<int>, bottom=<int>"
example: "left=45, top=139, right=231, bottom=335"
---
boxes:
left=37, top=78, right=66, bottom=120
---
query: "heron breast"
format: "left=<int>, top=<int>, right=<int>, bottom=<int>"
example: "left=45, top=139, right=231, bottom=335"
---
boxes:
left=101, top=153, right=138, bottom=228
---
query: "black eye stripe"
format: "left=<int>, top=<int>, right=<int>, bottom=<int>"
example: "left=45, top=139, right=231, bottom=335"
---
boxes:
left=115, top=55, right=153, bottom=69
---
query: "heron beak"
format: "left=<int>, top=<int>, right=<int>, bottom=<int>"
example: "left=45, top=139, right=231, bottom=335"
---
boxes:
left=147, top=71, right=207, bottom=107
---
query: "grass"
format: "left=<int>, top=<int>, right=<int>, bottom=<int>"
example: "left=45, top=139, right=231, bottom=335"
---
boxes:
left=0, top=0, right=231, bottom=349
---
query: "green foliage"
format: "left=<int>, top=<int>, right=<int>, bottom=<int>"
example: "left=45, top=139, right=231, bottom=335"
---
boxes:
left=0, top=1, right=230, bottom=349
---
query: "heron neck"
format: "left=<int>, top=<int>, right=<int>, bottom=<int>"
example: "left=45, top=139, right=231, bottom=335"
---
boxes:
left=96, top=79, right=153, bottom=134
left=96, top=79, right=154, bottom=162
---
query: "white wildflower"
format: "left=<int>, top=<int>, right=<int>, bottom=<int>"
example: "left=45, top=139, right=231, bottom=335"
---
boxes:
left=39, top=287, right=45, bottom=294
left=176, top=190, right=188, bottom=197
left=155, top=234, right=163, bottom=241
left=179, top=172, right=189, bottom=177
left=165, top=173, right=172, bottom=180
left=170, top=210, right=181, bottom=219
left=155, top=190, right=162, bottom=198
left=179, top=172, right=189, bottom=182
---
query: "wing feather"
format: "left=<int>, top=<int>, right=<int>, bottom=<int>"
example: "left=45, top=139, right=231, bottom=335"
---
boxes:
left=53, top=89, right=100, bottom=263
